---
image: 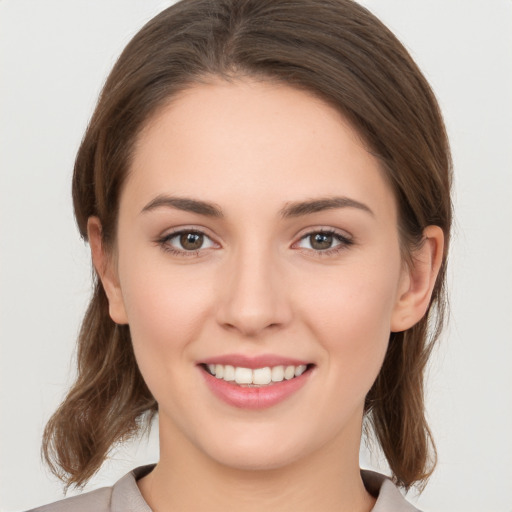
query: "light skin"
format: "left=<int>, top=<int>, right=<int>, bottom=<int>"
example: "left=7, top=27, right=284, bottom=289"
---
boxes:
left=89, top=79, right=443, bottom=512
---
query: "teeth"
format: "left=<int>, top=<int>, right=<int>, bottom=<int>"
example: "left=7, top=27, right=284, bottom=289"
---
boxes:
left=284, top=365, right=295, bottom=380
left=223, top=365, right=235, bottom=381
left=271, top=365, right=284, bottom=382
left=295, top=365, right=307, bottom=377
left=207, top=363, right=308, bottom=385
left=235, top=367, right=253, bottom=384
left=253, top=367, right=272, bottom=385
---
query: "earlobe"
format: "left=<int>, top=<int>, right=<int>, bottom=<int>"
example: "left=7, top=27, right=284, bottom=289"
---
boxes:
left=87, top=217, right=129, bottom=325
left=391, top=225, right=444, bottom=332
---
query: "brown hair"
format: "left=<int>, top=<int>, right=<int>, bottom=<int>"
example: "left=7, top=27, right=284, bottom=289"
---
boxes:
left=43, top=0, right=452, bottom=491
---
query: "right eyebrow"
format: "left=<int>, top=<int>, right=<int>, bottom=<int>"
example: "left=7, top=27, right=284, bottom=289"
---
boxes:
left=140, top=195, right=224, bottom=218
left=279, top=196, right=374, bottom=218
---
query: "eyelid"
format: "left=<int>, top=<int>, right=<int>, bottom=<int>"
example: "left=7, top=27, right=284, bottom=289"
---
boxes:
left=156, top=226, right=221, bottom=256
left=292, top=225, right=353, bottom=242
left=157, top=224, right=220, bottom=241
left=291, top=227, right=354, bottom=254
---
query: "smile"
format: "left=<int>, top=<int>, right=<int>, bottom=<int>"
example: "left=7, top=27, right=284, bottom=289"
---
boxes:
left=205, top=363, right=308, bottom=386
left=199, top=357, right=314, bottom=409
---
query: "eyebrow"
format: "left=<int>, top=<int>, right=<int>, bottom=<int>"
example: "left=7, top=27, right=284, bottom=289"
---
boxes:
left=141, top=195, right=224, bottom=217
left=140, top=194, right=373, bottom=218
left=280, top=196, right=374, bottom=218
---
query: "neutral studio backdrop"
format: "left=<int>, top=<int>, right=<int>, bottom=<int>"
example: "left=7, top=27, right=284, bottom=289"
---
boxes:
left=1, top=1, right=511, bottom=511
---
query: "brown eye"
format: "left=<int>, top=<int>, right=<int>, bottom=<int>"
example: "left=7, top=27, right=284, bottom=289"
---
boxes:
left=294, top=230, right=353, bottom=254
left=159, top=230, right=217, bottom=255
left=309, top=232, right=334, bottom=250
left=179, top=232, right=204, bottom=250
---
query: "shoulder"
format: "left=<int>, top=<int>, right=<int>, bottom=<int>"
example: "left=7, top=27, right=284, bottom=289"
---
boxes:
left=27, top=486, right=112, bottom=512
left=26, top=465, right=155, bottom=512
left=362, top=470, right=422, bottom=512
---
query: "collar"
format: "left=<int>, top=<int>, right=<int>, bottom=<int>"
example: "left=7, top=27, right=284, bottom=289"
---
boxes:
left=109, top=465, right=420, bottom=512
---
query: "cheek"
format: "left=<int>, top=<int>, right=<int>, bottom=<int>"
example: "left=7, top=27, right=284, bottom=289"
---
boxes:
left=296, top=256, right=401, bottom=393
left=301, top=258, right=400, bottom=336
left=117, top=251, right=217, bottom=364
left=118, top=259, right=220, bottom=415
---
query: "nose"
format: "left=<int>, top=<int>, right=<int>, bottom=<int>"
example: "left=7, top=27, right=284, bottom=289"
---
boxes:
left=216, top=245, right=292, bottom=337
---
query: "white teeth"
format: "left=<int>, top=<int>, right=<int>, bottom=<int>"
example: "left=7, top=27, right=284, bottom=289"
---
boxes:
left=295, top=364, right=307, bottom=377
left=271, top=365, right=285, bottom=382
left=223, top=364, right=235, bottom=381
left=284, top=365, right=295, bottom=380
left=206, top=363, right=309, bottom=385
left=253, top=367, right=272, bottom=385
left=235, top=367, right=253, bottom=384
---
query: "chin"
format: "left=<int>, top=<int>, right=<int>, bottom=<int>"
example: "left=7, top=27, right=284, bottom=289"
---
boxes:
left=208, top=444, right=303, bottom=472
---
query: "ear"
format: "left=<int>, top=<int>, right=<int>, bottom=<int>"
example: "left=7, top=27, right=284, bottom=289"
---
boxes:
left=391, top=225, right=444, bottom=332
left=87, top=217, right=129, bottom=325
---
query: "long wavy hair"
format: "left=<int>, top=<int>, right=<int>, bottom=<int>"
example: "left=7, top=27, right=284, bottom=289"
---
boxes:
left=43, top=0, right=452, bottom=490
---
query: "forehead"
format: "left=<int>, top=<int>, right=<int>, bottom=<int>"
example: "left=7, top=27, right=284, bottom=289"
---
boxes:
left=125, top=79, right=396, bottom=222
left=138, top=78, right=364, bottom=160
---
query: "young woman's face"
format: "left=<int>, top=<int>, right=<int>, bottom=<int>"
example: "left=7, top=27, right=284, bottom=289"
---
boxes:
left=107, top=79, right=411, bottom=470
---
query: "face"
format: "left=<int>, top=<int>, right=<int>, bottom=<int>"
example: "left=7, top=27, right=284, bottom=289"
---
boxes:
left=99, top=79, right=414, bottom=471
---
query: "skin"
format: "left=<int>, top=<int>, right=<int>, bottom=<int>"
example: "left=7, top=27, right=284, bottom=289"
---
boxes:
left=89, top=79, right=443, bottom=512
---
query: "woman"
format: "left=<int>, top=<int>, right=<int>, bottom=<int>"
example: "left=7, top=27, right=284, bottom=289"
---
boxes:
left=30, top=0, right=451, bottom=510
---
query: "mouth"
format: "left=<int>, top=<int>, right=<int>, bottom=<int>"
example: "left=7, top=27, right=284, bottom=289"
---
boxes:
left=198, top=357, right=315, bottom=409
left=201, top=363, right=313, bottom=387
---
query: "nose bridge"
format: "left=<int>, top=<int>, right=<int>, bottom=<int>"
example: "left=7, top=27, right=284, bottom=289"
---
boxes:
left=217, top=239, right=290, bottom=336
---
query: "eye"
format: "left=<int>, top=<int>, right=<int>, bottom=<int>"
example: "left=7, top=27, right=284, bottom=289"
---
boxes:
left=159, top=230, right=217, bottom=254
left=295, top=230, right=353, bottom=253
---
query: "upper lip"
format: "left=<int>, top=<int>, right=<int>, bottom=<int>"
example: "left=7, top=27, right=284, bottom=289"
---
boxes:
left=199, top=353, right=312, bottom=369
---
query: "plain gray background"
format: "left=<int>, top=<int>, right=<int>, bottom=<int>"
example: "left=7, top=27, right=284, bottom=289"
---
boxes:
left=1, top=1, right=511, bottom=511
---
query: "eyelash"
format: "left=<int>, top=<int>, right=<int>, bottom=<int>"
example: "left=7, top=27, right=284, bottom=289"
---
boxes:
left=156, top=229, right=217, bottom=257
left=293, top=229, right=354, bottom=256
left=156, top=228, right=354, bottom=257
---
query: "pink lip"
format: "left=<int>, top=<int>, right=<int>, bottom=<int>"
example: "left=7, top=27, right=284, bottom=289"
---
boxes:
left=199, top=363, right=313, bottom=410
left=200, top=353, right=310, bottom=369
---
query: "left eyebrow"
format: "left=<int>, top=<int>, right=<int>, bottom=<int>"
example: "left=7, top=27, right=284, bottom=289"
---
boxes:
left=279, top=196, right=374, bottom=218
left=140, top=195, right=224, bottom=217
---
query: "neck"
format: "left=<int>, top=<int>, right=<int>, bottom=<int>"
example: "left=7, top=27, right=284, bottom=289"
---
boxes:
left=138, top=418, right=376, bottom=512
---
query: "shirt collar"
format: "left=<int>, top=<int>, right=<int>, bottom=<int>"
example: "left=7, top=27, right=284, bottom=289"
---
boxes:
left=110, top=465, right=420, bottom=512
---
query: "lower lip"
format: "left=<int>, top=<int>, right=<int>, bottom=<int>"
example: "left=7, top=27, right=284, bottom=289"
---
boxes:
left=200, top=366, right=312, bottom=410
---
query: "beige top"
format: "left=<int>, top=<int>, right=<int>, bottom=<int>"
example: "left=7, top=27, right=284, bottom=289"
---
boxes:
left=29, top=465, right=421, bottom=512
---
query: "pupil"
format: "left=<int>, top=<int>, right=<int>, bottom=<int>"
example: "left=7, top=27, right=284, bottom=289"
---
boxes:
left=180, top=233, right=203, bottom=250
left=311, top=233, right=332, bottom=250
